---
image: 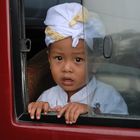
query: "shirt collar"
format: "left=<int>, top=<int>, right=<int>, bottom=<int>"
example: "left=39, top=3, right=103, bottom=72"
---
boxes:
left=57, top=76, right=97, bottom=103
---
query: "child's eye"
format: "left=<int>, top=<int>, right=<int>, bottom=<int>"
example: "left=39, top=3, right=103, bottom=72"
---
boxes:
left=75, top=57, right=83, bottom=63
left=54, top=56, right=63, bottom=61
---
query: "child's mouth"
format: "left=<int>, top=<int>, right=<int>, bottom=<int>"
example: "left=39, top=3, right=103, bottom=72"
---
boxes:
left=61, top=78, right=74, bottom=86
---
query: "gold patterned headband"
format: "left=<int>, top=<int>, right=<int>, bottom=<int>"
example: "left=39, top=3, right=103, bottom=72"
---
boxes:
left=45, top=26, right=65, bottom=42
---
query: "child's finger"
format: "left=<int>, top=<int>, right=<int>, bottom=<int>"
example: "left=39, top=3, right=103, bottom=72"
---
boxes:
left=57, top=104, right=68, bottom=118
left=64, top=104, right=75, bottom=123
left=28, top=102, right=34, bottom=113
left=43, top=102, right=49, bottom=114
left=68, top=106, right=78, bottom=123
left=36, top=102, right=44, bottom=119
left=72, top=109, right=80, bottom=123
left=29, top=102, right=39, bottom=119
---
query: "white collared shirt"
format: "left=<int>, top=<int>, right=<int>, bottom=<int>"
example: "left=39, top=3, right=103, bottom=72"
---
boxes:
left=37, top=76, right=128, bottom=115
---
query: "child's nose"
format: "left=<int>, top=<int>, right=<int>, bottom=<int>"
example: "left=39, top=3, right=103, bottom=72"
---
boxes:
left=62, top=61, right=73, bottom=73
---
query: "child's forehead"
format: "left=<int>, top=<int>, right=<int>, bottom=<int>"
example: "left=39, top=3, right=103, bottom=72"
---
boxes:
left=50, top=44, right=85, bottom=54
left=50, top=38, right=86, bottom=53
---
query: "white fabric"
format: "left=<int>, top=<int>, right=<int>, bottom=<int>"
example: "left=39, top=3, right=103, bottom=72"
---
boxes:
left=37, top=76, right=128, bottom=115
left=44, top=2, right=105, bottom=50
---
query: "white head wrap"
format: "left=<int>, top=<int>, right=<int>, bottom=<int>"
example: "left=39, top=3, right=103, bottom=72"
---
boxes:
left=44, top=2, right=105, bottom=50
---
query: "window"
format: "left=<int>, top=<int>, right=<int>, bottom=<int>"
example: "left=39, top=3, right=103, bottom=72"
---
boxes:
left=12, top=0, right=140, bottom=128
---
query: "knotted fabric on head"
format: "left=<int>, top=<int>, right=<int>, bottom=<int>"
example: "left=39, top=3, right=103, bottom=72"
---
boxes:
left=44, top=2, right=105, bottom=50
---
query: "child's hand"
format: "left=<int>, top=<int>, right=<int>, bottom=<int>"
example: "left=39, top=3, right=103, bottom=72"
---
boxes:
left=57, top=102, right=89, bottom=124
left=28, top=101, right=50, bottom=120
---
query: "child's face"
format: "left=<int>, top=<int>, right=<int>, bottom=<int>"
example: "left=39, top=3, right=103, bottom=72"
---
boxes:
left=48, top=37, right=87, bottom=96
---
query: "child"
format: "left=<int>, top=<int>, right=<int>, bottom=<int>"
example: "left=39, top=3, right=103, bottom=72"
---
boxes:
left=28, top=2, right=128, bottom=124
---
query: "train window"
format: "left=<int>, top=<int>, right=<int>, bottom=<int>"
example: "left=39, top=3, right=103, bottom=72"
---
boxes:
left=12, top=0, right=140, bottom=128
